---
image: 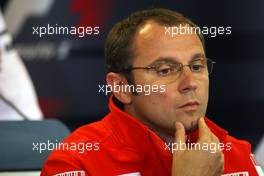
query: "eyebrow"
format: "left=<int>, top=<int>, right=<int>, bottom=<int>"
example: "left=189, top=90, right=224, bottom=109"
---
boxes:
left=148, top=57, right=178, bottom=67
left=191, top=53, right=206, bottom=61
left=148, top=53, right=206, bottom=67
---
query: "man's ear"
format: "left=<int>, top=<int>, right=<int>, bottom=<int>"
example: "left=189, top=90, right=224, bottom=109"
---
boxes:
left=106, top=72, right=132, bottom=104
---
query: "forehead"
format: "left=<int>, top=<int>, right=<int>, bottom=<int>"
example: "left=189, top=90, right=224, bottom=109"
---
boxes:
left=132, top=20, right=204, bottom=66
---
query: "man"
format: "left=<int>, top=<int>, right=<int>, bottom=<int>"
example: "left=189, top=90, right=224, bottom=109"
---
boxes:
left=41, top=8, right=262, bottom=176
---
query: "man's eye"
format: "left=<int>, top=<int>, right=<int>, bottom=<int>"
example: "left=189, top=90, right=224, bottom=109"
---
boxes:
left=191, top=64, right=204, bottom=72
left=156, top=67, right=176, bottom=76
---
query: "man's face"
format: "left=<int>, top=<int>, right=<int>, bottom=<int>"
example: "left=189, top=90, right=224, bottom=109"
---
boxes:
left=126, top=21, right=209, bottom=133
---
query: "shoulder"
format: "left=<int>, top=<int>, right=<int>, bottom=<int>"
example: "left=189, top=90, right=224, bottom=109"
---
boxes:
left=66, top=118, right=113, bottom=144
left=41, top=116, right=115, bottom=175
left=223, top=134, right=254, bottom=167
left=224, top=134, right=251, bottom=153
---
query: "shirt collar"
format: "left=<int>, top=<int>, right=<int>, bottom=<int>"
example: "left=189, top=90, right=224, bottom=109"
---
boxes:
left=106, top=95, right=153, bottom=150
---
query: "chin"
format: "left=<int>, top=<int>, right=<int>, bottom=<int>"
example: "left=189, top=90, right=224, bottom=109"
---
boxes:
left=184, top=120, right=199, bottom=133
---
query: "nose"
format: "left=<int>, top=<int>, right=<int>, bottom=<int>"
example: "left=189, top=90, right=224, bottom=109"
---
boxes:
left=178, top=66, right=198, bottom=94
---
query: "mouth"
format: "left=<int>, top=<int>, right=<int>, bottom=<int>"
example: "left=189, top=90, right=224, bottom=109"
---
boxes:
left=179, top=101, right=200, bottom=112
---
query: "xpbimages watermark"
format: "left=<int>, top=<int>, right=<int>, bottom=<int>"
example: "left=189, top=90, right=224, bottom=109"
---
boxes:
left=165, top=24, right=232, bottom=38
left=32, top=140, right=100, bottom=154
left=32, top=24, right=100, bottom=37
left=98, top=82, right=166, bottom=95
left=165, top=141, right=232, bottom=154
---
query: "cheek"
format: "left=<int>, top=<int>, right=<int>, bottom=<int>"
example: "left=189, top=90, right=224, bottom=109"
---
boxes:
left=200, top=78, right=209, bottom=98
left=133, top=87, right=173, bottom=115
left=135, top=92, right=176, bottom=125
left=197, top=78, right=209, bottom=112
left=138, top=91, right=169, bottom=106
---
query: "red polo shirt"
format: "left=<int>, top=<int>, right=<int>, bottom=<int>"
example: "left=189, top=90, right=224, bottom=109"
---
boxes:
left=41, top=96, right=260, bottom=176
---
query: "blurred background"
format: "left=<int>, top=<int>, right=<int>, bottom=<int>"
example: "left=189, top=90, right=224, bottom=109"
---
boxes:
left=0, top=0, right=263, bottom=151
